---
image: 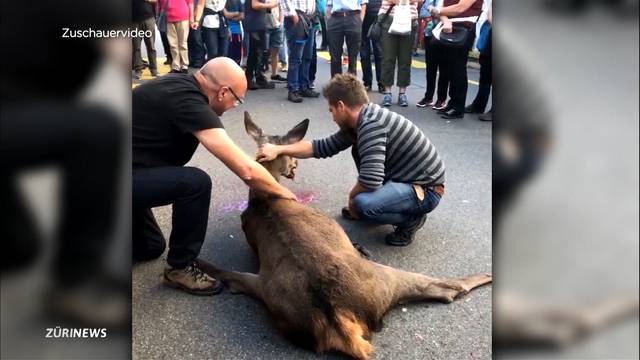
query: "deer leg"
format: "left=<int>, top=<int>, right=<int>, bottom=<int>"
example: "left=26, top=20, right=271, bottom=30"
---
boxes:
left=394, top=270, right=492, bottom=305
left=195, top=258, right=262, bottom=299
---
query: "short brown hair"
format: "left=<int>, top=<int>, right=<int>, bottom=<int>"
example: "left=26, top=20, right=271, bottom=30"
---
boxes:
left=322, top=73, right=369, bottom=108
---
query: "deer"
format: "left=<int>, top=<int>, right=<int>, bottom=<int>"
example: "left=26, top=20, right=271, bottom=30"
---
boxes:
left=196, top=111, right=493, bottom=360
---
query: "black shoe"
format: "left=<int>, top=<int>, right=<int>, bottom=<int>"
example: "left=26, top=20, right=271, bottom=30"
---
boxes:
left=464, top=104, right=484, bottom=114
left=150, top=69, right=159, bottom=77
left=169, top=69, right=182, bottom=74
left=417, top=97, right=434, bottom=108
left=352, top=242, right=371, bottom=259
left=378, top=85, right=385, bottom=94
left=288, top=91, right=303, bottom=103
left=385, top=215, right=427, bottom=246
left=133, top=70, right=142, bottom=79
left=256, top=79, right=276, bottom=89
left=248, top=80, right=259, bottom=90
left=436, top=106, right=452, bottom=114
left=478, top=110, right=493, bottom=121
left=300, top=88, right=320, bottom=98
left=181, top=69, right=188, bottom=74
left=270, top=74, right=287, bottom=82
left=441, top=109, right=464, bottom=119
left=164, top=59, right=172, bottom=65
left=341, top=206, right=359, bottom=220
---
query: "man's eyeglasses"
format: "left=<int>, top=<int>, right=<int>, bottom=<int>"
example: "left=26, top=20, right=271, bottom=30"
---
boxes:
left=226, top=86, right=244, bottom=106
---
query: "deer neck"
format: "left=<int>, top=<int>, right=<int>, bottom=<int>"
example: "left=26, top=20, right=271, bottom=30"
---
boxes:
left=248, top=160, right=281, bottom=201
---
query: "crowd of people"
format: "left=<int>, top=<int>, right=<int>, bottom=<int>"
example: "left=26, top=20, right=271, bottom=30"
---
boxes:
left=133, top=0, right=491, bottom=118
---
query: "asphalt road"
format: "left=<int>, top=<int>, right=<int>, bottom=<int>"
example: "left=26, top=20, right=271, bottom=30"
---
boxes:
left=132, top=55, right=492, bottom=360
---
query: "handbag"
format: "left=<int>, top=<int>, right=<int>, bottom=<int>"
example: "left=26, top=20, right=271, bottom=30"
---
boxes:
left=475, top=20, right=491, bottom=52
left=388, top=0, right=412, bottom=35
left=367, top=4, right=394, bottom=41
left=432, top=16, right=478, bottom=48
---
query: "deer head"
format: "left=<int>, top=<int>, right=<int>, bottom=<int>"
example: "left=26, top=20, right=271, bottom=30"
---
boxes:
left=244, top=111, right=309, bottom=181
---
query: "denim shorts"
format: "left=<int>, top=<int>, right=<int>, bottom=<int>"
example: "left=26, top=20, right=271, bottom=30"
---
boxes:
left=266, top=27, right=284, bottom=49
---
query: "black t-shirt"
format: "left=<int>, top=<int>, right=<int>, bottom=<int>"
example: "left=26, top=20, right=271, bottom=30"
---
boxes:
left=132, top=74, right=224, bottom=168
left=133, top=0, right=156, bottom=22
left=244, top=0, right=267, bottom=32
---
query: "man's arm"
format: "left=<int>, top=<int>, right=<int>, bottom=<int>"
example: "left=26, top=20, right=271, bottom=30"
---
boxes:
left=433, top=0, right=475, bottom=17
left=256, top=140, right=314, bottom=162
left=252, top=0, right=277, bottom=10
left=194, top=128, right=297, bottom=200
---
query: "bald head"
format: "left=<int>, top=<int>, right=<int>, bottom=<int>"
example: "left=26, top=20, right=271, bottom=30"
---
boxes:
left=199, top=57, right=247, bottom=93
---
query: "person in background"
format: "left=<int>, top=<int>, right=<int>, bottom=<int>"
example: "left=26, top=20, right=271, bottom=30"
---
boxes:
left=308, top=2, right=322, bottom=89
left=278, top=39, right=288, bottom=71
left=317, top=0, right=329, bottom=50
left=281, top=0, right=319, bottom=103
left=244, top=0, right=278, bottom=89
left=265, top=2, right=288, bottom=82
left=430, top=0, right=483, bottom=119
left=188, top=0, right=207, bottom=69
left=326, top=0, right=367, bottom=77
left=225, top=0, right=245, bottom=64
left=379, top=0, right=422, bottom=107
left=464, top=1, right=491, bottom=121
left=133, top=0, right=159, bottom=79
left=161, top=0, right=194, bottom=73
left=202, top=0, right=230, bottom=60
left=359, top=0, right=383, bottom=93
left=416, top=0, right=449, bottom=110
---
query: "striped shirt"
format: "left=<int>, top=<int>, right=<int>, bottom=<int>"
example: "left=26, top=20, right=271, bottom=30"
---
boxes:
left=378, top=0, right=419, bottom=19
left=280, top=0, right=316, bottom=17
left=312, top=103, right=445, bottom=189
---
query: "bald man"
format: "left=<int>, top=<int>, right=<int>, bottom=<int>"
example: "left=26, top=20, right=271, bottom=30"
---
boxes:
left=133, top=57, right=297, bottom=296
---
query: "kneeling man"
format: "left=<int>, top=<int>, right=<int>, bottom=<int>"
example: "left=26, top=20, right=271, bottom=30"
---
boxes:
left=257, top=74, right=445, bottom=246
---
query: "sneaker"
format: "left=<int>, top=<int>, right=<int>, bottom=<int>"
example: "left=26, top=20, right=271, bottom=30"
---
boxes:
left=433, top=100, right=448, bottom=111
left=163, top=261, right=224, bottom=296
left=300, top=88, right=320, bottom=98
left=385, top=214, right=427, bottom=246
left=271, top=74, right=287, bottom=82
left=381, top=93, right=392, bottom=107
left=464, top=104, right=484, bottom=114
left=417, top=97, right=435, bottom=108
left=288, top=91, right=303, bottom=103
left=398, top=93, right=408, bottom=107
left=256, top=79, right=276, bottom=89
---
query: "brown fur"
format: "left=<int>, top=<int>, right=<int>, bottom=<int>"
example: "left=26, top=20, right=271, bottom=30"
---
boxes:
left=196, top=112, right=492, bottom=359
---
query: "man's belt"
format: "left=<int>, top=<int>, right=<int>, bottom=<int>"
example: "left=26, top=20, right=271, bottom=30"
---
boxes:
left=331, top=10, right=361, bottom=17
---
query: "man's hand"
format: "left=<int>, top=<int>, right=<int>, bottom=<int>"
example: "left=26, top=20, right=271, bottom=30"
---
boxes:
left=256, top=143, right=281, bottom=162
left=347, top=197, right=360, bottom=219
left=278, top=187, right=298, bottom=201
left=291, top=13, right=299, bottom=25
left=190, top=21, right=199, bottom=30
left=442, top=18, right=453, bottom=33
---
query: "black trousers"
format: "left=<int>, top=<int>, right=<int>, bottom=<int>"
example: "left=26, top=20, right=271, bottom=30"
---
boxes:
left=1, top=104, right=123, bottom=285
left=319, top=15, right=328, bottom=48
left=471, top=32, right=492, bottom=111
left=132, top=166, right=211, bottom=269
left=132, top=17, right=158, bottom=71
left=327, top=14, right=362, bottom=77
left=360, top=13, right=382, bottom=87
left=246, top=30, right=267, bottom=82
left=160, top=31, right=173, bottom=63
left=424, top=36, right=449, bottom=102
left=440, top=28, right=476, bottom=112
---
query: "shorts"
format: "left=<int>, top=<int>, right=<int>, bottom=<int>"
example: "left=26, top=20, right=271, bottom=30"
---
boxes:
left=266, top=27, right=283, bottom=49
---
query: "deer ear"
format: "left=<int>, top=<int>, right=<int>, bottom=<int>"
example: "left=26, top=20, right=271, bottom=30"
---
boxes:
left=244, top=111, right=263, bottom=143
left=284, top=119, right=309, bottom=144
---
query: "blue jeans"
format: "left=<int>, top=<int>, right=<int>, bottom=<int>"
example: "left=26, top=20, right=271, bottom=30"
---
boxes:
left=202, top=27, right=229, bottom=60
left=284, top=18, right=315, bottom=92
left=353, top=181, right=441, bottom=227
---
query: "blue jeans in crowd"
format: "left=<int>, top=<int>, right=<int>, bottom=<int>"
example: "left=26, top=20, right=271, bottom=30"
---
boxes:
left=284, top=18, right=316, bottom=92
left=352, top=181, right=441, bottom=227
left=188, top=26, right=206, bottom=68
left=202, top=27, right=229, bottom=61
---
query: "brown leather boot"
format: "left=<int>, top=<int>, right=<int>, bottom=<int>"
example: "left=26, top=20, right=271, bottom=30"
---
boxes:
left=163, top=261, right=223, bottom=296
